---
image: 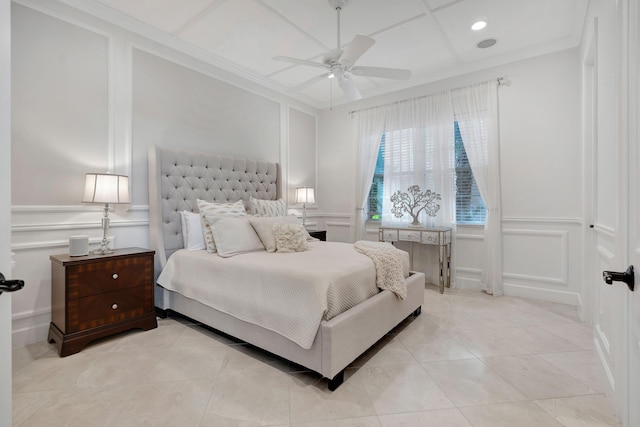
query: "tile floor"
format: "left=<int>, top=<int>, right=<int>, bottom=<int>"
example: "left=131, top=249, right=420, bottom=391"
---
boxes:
left=12, top=287, right=622, bottom=426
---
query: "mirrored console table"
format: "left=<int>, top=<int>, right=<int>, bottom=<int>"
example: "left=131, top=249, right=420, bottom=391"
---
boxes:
left=379, top=226, right=452, bottom=293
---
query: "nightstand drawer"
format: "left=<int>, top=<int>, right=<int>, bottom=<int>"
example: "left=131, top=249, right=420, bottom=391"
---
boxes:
left=68, top=255, right=153, bottom=299
left=67, top=285, right=152, bottom=333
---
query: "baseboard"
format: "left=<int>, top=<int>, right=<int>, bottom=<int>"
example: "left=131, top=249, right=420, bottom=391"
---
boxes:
left=12, top=308, right=51, bottom=347
left=503, top=282, right=581, bottom=306
left=454, top=276, right=483, bottom=290
left=452, top=276, right=581, bottom=308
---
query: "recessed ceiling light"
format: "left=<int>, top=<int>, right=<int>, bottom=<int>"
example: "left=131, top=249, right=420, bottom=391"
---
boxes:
left=477, top=38, right=497, bottom=48
left=471, top=21, right=487, bottom=31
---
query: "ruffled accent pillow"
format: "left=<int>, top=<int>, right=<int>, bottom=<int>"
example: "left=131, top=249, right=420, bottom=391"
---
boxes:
left=249, top=215, right=314, bottom=252
left=196, top=199, right=247, bottom=253
left=273, top=223, right=309, bottom=253
left=250, top=197, right=287, bottom=216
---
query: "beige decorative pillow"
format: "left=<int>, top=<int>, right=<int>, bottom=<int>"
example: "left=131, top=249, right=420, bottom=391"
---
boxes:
left=196, top=199, right=247, bottom=253
left=211, top=217, right=265, bottom=258
left=273, top=223, right=309, bottom=253
left=250, top=197, right=287, bottom=216
left=249, top=215, right=304, bottom=252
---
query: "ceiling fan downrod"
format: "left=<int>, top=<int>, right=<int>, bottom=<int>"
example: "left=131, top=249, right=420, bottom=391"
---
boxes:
left=329, top=0, right=348, bottom=49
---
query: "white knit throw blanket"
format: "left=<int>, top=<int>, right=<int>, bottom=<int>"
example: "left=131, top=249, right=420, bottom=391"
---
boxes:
left=354, top=240, right=407, bottom=300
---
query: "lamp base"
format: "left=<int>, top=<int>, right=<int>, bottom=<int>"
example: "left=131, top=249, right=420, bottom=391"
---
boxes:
left=92, top=246, right=114, bottom=255
left=93, top=205, right=114, bottom=255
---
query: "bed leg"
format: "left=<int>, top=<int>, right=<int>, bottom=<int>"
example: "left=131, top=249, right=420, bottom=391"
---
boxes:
left=155, top=307, right=168, bottom=319
left=413, top=306, right=422, bottom=317
left=328, top=370, right=344, bottom=391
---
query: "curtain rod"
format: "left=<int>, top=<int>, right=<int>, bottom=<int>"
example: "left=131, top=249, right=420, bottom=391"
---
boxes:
left=347, top=76, right=510, bottom=117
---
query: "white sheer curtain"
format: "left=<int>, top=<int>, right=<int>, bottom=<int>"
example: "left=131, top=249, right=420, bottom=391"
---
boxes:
left=352, top=106, right=387, bottom=241
left=353, top=94, right=456, bottom=284
left=452, top=81, right=503, bottom=295
left=381, top=94, right=456, bottom=229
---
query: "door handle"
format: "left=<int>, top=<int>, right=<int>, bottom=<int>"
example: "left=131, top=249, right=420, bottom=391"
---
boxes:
left=602, top=265, right=635, bottom=291
left=0, top=272, right=25, bottom=295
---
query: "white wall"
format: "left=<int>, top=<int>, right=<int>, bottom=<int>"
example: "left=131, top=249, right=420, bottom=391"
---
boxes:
left=316, top=49, right=584, bottom=308
left=10, top=0, right=318, bottom=346
left=10, top=0, right=586, bottom=346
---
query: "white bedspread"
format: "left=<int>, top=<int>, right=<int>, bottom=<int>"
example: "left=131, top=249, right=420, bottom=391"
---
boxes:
left=157, top=241, right=409, bottom=349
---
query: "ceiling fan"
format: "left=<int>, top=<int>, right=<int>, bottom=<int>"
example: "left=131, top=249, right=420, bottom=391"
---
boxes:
left=273, top=0, right=411, bottom=102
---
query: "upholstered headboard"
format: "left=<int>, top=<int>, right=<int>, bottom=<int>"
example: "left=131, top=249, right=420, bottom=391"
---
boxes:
left=148, top=145, right=280, bottom=275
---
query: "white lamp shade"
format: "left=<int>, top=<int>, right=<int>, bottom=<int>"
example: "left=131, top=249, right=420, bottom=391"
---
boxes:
left=295, top=187, right=315, bottom=204
left=82, top=173, right=130, bottom=204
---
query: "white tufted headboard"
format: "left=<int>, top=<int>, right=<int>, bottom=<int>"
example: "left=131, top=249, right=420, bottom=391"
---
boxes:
left=148, top=145, right=280, bottom=276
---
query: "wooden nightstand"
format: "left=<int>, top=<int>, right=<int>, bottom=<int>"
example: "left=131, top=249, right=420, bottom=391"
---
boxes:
left=48, top=247, right=157, bottom=356
left=308, top=230, right=327, bottom=241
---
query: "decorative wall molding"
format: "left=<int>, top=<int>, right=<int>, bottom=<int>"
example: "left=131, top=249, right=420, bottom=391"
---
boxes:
left=503, top=271, right=567, bottom=286
left=323, top=213, right=353, bottom=219
left=503, top=228, right=569, bottom=286
left=456, top=233, right=484, bottom=240
left=12, top=236, right=110, bottom=251
left=12, top=204, right=150, bottom=213
left=13, top=0, right=118, bottom=172
left=594, top=223, right=616, bottom=238
left=596, top=244, right=616, bottom=261
left=326, top=221, right=351, bottom=228
left=503, top=216, right=583, bottom=225
left=12, top=205, right=104, bottom=213
left=12, top=219, right=149, bottom=233
left=595, top=322, right=612, bottom=367
left=456, top=267, right=482, bottom=274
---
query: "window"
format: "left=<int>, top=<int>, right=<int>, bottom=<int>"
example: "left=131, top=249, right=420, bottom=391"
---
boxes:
left=367, top=122, right=486, bottom=223
left=368, top=135, right=385, bottom=220
left=454, top=122, right=486, bottom=223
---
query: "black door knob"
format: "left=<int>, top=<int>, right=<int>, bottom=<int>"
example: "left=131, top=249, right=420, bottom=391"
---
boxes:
left=602, top=266, right=635, bottom=291
left=0, top=272, right=25, bottom=295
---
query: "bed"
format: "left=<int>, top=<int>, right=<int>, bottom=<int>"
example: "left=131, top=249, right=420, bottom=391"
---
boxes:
left=148, top=145, right=425, bottom=390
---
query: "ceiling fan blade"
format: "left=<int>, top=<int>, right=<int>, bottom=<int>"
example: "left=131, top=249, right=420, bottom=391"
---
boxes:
left=272, top=56, right=327, bottom=69
left=350, top=66, right=412, bottom=80
left=338, top=76, right=362, bottom=102
left=339, top=35, right=375, bottom=67
left=286, top=73, right=330, bottom=93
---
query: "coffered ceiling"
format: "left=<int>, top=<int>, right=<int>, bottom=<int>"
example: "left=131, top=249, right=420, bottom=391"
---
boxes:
left=82, top=0, right=588, bottom=108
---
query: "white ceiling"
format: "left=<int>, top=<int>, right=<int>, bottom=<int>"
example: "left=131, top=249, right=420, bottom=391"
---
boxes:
left=89, top=0, right=588, bottom=108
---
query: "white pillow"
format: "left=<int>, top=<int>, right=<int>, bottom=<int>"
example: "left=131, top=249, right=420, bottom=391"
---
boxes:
left=249, top=215, right=304, bottom=252
left=250, top=197, right=287, bottom=216
left=273, top=223, right=309, bottom=253
left=180, top=210, right=205, bottom=251
left=197, top=199, right=247, bottom=253
left=211, top=217, right=265, bottom=258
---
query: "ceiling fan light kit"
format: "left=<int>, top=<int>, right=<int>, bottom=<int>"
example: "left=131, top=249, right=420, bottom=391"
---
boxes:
left=273, top=0, right=411, bottom=102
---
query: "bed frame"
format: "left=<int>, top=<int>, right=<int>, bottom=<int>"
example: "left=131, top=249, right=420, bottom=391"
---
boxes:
left=148, top=145, right=425, bottom=390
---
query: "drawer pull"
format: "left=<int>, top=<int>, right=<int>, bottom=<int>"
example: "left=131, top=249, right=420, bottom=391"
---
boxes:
left=111, top=303, right=118, bottom=310
left=112, top=273, right=118, bottom=280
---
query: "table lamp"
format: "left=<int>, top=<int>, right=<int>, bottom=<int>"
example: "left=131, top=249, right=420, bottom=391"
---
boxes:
left=82, top=173, right=130, bottom=254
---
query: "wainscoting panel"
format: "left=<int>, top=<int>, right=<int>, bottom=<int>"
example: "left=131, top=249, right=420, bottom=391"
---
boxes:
left=501, top=218, right=582, bottom=306
left=503, top=229, right=569, bottom=285
left=456, top=228, right=485, bottom=289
